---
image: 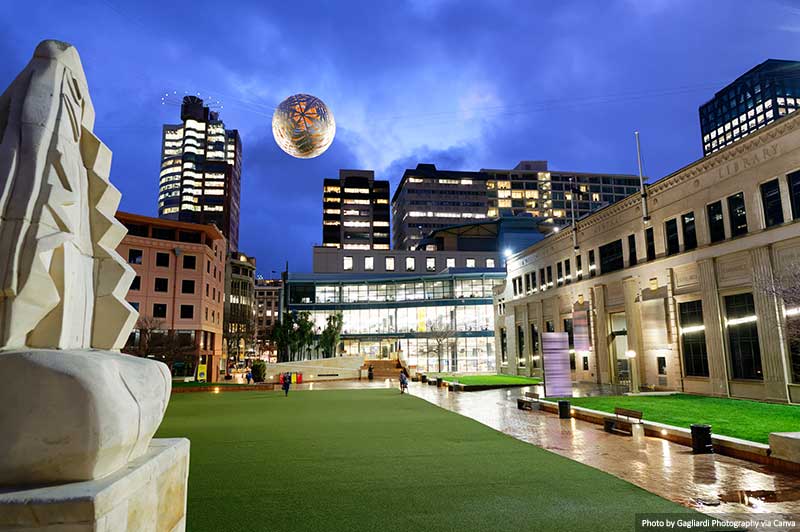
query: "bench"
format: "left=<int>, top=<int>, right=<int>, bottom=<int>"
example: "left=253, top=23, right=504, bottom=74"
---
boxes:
left=517, top=392, right=540, bottom=411
left=603, top=407, right=643, bottom=435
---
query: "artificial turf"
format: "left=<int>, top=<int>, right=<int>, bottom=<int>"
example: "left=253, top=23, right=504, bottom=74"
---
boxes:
left=563, top=394, right=800, bottom=444
left=156, top=389, right=705, bottom=532
left=438, top=374, right=542, bottom=386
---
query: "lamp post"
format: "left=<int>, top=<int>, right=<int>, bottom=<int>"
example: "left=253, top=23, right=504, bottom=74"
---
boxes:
left=625, top=349, right=640, bottom=393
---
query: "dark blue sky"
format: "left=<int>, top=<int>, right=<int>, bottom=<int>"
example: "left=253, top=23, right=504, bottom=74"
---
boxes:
left=3, top=1, right=800, bottom=275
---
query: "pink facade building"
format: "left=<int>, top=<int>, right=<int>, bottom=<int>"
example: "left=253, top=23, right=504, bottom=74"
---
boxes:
left=117, top=211, right=226, bottom=382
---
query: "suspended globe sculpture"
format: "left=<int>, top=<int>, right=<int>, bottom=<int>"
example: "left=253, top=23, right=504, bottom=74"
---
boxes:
left=272, top=93, right=336, bottom=158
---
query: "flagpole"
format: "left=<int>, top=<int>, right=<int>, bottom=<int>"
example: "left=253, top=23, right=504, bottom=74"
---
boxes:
left=635, top=131, right=650, bottom=222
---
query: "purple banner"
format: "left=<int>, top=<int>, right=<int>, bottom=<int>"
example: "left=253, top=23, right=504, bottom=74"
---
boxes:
left=542, top=332, right=572, bottom=398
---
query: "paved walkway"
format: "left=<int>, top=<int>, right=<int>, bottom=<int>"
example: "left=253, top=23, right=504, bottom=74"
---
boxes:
left=409, top=383, right=800, bottom=526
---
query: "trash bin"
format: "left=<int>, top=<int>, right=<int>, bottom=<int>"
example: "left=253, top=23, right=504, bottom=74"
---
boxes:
left=558, top=400, right=571, bottom=419
left=690, top=424, right=713, bottom=454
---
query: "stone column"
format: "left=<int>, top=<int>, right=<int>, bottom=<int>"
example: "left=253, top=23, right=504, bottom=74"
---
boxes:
left=622, top=276, right=645, bottom=386
left=750, top=246, right=790, bottom=402
left=697, top=259, right=730, bottom=397
left=520, top=304, right=531, bottom=376
left=592, top=284, right=612, bottom=384
left=778, top=177, right=794, bottom=225
left=664, top=269, right=683, bottom=390
left=505, top=313, right=517, bottom=373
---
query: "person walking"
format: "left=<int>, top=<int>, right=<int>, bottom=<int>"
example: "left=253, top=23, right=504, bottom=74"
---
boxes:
left=399, top=370, right=408, bottom=394
left=367, top=364, right=374, bottom=381
left=282, top=372, right=291, bottom=397
left=246, top=369, right=253, bottom=385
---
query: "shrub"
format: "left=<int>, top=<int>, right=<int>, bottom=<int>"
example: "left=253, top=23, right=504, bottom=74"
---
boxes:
left=251, top=360, right=267, bottom=383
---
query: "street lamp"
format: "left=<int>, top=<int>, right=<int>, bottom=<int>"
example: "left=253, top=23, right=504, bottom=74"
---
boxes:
left=504, top=248, right=513, bottom=258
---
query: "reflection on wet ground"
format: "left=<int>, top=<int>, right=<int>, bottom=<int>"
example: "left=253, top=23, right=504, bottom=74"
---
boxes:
left=408, top=383, right=800, bottom=526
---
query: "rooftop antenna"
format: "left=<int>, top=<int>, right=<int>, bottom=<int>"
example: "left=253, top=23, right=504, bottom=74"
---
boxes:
left=635, top=131, right=650, bottom=222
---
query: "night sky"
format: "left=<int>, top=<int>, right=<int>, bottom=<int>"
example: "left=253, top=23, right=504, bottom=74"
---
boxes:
left=3, top=1, right=800, bottom=275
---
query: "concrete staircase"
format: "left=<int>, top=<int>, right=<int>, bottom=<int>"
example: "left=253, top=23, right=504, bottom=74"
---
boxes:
left=361, top=359, right=402, bottom=379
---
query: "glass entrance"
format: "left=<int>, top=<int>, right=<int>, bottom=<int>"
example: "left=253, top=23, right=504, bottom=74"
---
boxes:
left=609, top=312, right=629, bottom=385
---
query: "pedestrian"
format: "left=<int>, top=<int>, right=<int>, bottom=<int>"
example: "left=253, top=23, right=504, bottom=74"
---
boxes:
left=399, top=370, right=408, bottom=394
left=246, top=369, right=252, bottom=385
left=368, top=364, right=374, bottom=381
left=282, top=372, right=291, bottom=397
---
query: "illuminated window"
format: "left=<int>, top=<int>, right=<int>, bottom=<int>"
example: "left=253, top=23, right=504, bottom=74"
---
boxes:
left=386, top=257, right=395, bottom=271
left=426, top=257, right=436, bottom=272
left=446, top=258, right=455, bottom=268
left=406, top=257, right=415, bottom=271
left=486, top=258, right=495, bottom=268
left=364, top=256, right=374, bottom=271
left=466, top=258, right=476, bottom=268
left=343, top=256, right=353, bottom=271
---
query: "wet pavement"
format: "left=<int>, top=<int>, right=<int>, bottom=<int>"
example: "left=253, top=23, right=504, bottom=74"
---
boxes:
left=408, top=383, right=800, bottom=527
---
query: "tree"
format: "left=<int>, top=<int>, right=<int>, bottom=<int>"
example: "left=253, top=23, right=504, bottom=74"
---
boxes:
left=318, top=312, right=343, bottom=358
left=426, top=315, right=456, bottom=372
left=293, top=311, right=315, bottom=360
left=272, top=311, right=316, bottom=362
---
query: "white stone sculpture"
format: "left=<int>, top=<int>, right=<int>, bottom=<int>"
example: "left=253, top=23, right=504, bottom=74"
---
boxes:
left=0, top=40, right=172, bottom=486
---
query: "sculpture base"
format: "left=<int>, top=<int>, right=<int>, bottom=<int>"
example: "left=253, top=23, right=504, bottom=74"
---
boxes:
left=0, top=438, right=189, bottom=532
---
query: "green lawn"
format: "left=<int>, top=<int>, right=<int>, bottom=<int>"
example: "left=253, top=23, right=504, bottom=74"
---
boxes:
left=563, top=394, right=800, bottom=444
left=156, top=389, right=704, bottom=532
left=437, top=374, right=542, bottom=386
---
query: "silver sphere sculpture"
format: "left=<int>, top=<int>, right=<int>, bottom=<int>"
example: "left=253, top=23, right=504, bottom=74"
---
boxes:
left=272, top=93, right=336, bottom=159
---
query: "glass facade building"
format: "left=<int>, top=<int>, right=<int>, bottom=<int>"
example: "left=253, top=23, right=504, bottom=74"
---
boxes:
left=286, top=270, right=504, bottom=372
left=699, top=59, right=800, bottom=156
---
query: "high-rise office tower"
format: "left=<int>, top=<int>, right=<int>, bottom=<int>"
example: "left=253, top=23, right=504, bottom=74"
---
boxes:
left=159, top=96, right=242, bottom=251
left=322, top=169, right=390, bottom=250
left=391, top=162, right=640, bottom=250
left=699, top=59, right=800, bottom=156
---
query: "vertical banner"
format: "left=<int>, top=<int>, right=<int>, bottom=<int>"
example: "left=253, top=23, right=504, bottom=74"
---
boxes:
left=573, top=306, right=591, bottom=353
left=542, top=332, right=572, bottom=397
left=196, top=364, right=207, bottom=383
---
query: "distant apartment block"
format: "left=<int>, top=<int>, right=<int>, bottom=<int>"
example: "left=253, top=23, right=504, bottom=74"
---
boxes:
left=255, top=278, right=282, bottom=360
left=481, top=161, right=640, bottom=221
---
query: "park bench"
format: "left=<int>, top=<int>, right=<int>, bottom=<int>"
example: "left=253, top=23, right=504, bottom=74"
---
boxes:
left=517, top=392, right=540, bottom=411
left=603, top=407, right=643, bottom=435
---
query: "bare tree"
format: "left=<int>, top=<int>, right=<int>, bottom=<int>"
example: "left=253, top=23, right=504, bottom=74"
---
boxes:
left=426, top=316, right=457, bottom=372
left=129, top=315, right=165, bottom=359
left=755, top=268, right=800, bottom=380
left=124, top=315, right=196, bottom=375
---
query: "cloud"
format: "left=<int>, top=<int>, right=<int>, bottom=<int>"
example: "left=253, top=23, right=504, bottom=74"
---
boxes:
left=2, top=0, right=794, bottom=274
